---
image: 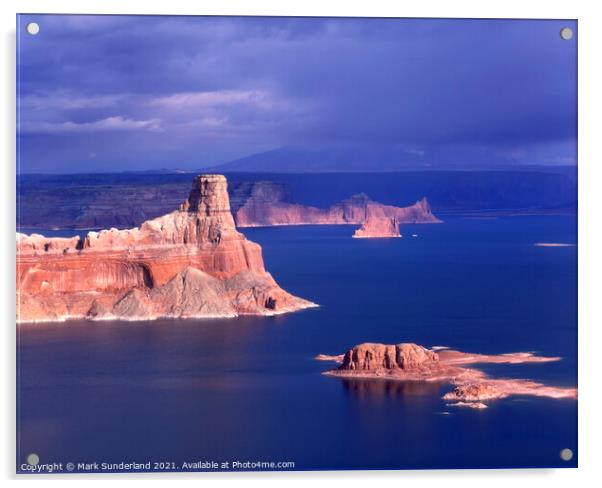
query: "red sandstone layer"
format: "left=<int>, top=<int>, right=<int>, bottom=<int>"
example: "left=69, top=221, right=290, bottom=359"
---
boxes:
left=234, top=189, right=442, bottom=228
left=17, top=175, right=317, bottom=323
left=316, top=342, right=577, bottom=408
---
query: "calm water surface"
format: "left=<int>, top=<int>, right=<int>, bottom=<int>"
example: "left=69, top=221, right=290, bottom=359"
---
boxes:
left=17, top=216, right=577, bottom=471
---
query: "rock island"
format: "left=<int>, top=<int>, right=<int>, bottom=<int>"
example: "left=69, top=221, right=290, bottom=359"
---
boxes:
left=317, top=342, right=577, bottom=408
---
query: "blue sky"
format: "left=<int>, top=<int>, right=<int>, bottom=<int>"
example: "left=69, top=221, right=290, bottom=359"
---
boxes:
left=17, top=15, right=577, bottom=173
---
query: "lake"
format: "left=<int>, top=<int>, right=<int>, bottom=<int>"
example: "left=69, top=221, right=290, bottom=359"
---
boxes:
left=17, top=216, right=578, bottom=471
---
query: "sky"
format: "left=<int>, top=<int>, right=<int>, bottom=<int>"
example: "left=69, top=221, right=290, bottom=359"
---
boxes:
left=17, top=15, right=577, bottom=174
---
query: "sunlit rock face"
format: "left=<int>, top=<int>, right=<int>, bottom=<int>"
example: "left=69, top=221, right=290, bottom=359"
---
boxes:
left=353, top=203, right=402, bottom=238
left=339, top=343, right=440, bottom=372
left=17, top=175, right=317, bottom=322
left=233, top=183, right=442, bottom=228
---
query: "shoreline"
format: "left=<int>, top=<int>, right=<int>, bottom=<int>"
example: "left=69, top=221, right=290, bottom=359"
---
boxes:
left=16, top=300, right=320, bottom=325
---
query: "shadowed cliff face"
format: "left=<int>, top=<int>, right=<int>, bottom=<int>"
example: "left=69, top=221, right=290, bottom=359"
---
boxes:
left=16, top=175, right=316, bottom=322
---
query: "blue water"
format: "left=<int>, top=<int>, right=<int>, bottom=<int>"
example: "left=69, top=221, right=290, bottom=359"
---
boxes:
left=17, top=216, right=577, bottom=471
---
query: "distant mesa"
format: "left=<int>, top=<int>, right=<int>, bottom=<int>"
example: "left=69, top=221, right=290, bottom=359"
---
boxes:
left=316, top=342, right=577, bottom=408
left=233, top=182, right=441, bottom=233
left=16, top=167, right=577, bottom=230
left=16, top=175, right=317, bottom=323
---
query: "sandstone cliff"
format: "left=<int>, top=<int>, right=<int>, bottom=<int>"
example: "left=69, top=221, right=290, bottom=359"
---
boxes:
left=17, top=175, right=316, bottom=322
left=339, top=343, right=439, bottom=372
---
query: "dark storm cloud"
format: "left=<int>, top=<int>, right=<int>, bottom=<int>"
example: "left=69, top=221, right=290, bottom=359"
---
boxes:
left=17, top=15, right=577, bottom=173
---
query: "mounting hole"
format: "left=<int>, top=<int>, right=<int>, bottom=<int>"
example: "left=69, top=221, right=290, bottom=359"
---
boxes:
left=26, top=22, right=40, bottom=36
left=560, top=27, right=573, bottom=41
left=560, top=448, right=573, bottom=461
left=26, top=453, right=40, bottom=466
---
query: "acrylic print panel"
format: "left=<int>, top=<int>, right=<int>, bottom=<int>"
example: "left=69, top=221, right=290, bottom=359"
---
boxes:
left=16, top=14, right=577, bottom=473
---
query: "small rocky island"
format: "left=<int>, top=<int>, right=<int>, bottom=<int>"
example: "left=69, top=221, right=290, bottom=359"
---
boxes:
left=16, top=175, right=317, bottom=322
left=317, top=342, right=577, bottom=408
left=353, top=203, right=402, bottom=238
left=353, top=216, right=400, bottom=238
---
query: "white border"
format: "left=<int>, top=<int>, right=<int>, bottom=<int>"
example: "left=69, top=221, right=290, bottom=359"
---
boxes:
left=2, top=0, right=601, bottom=486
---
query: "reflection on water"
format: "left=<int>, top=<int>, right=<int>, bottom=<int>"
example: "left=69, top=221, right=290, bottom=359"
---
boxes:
left=341, top=378, right=443, bottom=399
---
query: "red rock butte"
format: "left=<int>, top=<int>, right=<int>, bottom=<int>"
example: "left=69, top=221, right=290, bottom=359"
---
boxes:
left=17, top=174, right=317, bottom=322
left=340, top=343, right=440, bottom=372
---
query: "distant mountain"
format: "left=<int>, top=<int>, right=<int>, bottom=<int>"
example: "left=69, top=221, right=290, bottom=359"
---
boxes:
left=206, top=146, right=576, bottom=173
left=207, top=146, right=432, bottom=173
left=122, top=168, right=197, bottom=175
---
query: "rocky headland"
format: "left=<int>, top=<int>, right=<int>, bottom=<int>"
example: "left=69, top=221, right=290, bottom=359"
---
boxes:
left=234, top=184, right=441, bottom=228
left=316, top=342, right=577, bottom=408
left=16, top=175, right=317, bottom=322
